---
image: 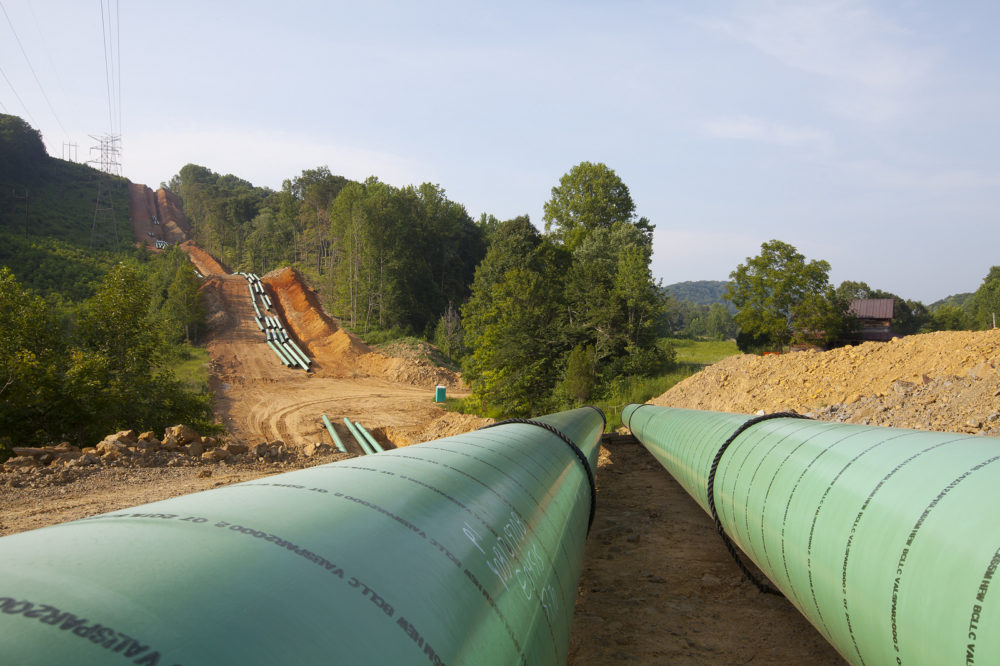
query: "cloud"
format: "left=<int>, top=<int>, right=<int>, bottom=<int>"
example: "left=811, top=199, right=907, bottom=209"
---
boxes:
left=700, top=115, right=833, bottom=152
left=122, top=126, right=428, bottom=190
left=707, top=0, right=934, bottom=123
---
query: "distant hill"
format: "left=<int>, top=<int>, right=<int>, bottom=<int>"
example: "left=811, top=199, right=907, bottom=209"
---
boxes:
left=664, top=280, right=731, bottom=306
left=0, top=114, right=133, bottom=299
left=930, top=292, right=974, bottom=311
left=0, top=114, right=130, bottom=247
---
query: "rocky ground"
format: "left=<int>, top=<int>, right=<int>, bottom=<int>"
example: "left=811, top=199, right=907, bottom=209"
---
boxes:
left=655, top=329, right=1000, bottom=436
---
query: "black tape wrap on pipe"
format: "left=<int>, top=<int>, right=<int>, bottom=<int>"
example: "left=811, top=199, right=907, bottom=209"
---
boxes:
left=481, top=418, right=598, bottom=532
left=625, top=402, right=653, bottom=432
left=706, top=411, right=811, bottom=594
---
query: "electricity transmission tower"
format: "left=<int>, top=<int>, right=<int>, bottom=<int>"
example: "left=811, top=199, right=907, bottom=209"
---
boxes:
left=88, top=134, right=122, bottom=250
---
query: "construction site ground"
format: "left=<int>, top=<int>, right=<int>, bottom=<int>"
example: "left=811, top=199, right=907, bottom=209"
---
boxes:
left=5, top=187, right=1000, bottom=662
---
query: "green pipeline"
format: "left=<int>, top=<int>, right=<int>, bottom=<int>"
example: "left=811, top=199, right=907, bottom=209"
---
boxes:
left=0, top=407, right=604, bottom=665
left=344, top=416, right=374, bottom=455
left=355, top=421, right=385, bottom=453
left=623, top=403, right=1000, bottom=666
left=321, top=414, right=347, bottom=453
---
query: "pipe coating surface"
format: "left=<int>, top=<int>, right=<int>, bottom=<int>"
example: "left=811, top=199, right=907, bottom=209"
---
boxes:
left=0, top=407, right=603, bottom=665
left=623, top=403, right=1000, bottom=666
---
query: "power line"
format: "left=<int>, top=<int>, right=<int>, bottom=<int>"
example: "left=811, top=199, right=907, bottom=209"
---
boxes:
left=25, top=0, right=72, bottom=124
left=0, top=62, right=36, bottom=124
left=99, top=0, right=114, bottom=132
left=115, top=0, right=122, bottom=140
left=0, top=0, right=68, bottom=139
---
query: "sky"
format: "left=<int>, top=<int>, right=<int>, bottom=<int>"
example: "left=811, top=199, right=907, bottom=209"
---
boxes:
left=2, top=0, right=999, bottom=304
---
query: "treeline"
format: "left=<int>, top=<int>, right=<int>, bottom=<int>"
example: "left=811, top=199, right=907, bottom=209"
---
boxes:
left=0, top=246, right=211, bottom=456
left=727, top=240, right=1000, bottom=353
left=170, top=161, right=671, bottom=416
left=169, top=165, right=485, bottom=335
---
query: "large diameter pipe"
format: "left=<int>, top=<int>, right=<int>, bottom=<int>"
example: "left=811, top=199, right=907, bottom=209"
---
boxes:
left=622, top=403, right=1000, bottom=666
left=0, top=407, right=604, bottom=665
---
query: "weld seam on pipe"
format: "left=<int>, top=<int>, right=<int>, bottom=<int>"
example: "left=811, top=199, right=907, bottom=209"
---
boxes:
left=706, top=411, right=810, bottom=595
left=581, top=404, right=607, bottom=431
left=625, top=402, right=653, bottom=432
left=480, top=418, right=597, bottom=531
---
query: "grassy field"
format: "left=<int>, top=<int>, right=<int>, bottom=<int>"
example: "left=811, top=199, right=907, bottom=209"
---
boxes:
left=594, top=338, right=739, bottom=430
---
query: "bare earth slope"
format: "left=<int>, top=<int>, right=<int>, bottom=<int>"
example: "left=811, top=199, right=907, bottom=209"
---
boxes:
left=654, top=329, right=1000, bottom=434
left=202, top=267, right=466, bottom=451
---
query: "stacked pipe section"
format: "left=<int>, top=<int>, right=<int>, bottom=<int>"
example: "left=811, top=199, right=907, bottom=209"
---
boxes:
left=0, top=406, right=604, bottom=665
left=238, top=271, right=310, bottom=370
left=623, top=404, right=1000, bottom=666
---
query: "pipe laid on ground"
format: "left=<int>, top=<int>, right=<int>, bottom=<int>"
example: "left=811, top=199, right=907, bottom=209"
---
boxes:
left=344, top=417, right=374, bottom=455
left=286, top=339, right=309, bottom=364
left=0, top=407, right=603, bottom=665
left=265, top=339, right=292, bottom=366
left=254, top=316, right=264, bottom=331
left=282, top=340, right=310, bottom=368
left=354, top=421, right=385, bottom=453
left=322, top=414, right=348, bottom=453
left=281, top=341, right=308, bottom=370
left=622, top=404, right=1000, bottom=666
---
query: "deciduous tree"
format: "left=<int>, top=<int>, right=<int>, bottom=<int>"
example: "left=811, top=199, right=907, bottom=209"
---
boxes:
left=727, top=240, right=836, bottom=351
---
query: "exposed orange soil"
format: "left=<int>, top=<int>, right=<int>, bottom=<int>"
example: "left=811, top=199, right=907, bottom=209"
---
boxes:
left=202, top=267, right=466, bottom=450
left=181, top=240, right=230, bottom=276
left=156, top=187, right=192, bottom=242
left=126, top=184, right=193, bottom=249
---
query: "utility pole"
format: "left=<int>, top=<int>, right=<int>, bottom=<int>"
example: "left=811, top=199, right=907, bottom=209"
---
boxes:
left=62, top=142, right=79, bottom=162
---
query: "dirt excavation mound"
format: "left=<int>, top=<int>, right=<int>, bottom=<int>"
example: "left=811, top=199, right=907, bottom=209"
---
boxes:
left=262, top=267, right=370, bottom=375
left=181, top=240, right=229, bottom=276
left=262, top=267, right=462, bottom=387
left=653, top=329, right=1000, bottom=435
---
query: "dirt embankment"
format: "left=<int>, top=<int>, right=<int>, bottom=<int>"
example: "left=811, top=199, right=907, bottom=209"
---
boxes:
left=654, top=329, right=1000, bottom=434
left=126, top=184, right=193, bottom=248
left=261, top=267, right=462, bottom=388
left=181, top=240, right=229, bottom=276
left=200, top=265, right=470, bottom=451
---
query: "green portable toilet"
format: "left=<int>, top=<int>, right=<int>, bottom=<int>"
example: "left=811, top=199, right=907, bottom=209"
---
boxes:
left=435, top=385, right=446, bottom=402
